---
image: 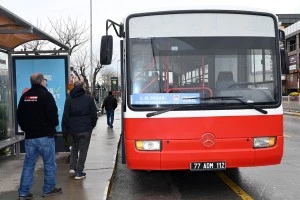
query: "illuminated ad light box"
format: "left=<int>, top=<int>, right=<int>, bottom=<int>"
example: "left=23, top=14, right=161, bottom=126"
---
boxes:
left=13, top=55, right=68, bottom=133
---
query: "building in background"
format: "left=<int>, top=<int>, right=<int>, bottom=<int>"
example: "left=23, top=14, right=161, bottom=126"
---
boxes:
left=277, top=14, right=300, bottom=95
left=277, top=14, right=300, bottom=27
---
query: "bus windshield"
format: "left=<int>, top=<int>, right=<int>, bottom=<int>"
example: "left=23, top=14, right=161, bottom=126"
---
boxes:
left=127, top=12, right=279, bottom=109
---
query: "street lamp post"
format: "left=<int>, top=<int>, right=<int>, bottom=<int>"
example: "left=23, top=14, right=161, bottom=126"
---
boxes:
left=90, top=0, right=93, bottom=92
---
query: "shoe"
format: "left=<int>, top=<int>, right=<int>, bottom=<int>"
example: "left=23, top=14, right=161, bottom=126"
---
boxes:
left=69, top=169, right=76, bottom=176
left=42, top=188, right=63, bottom=197
left=75, top=172, right=86, bottom=180
left=18, top=193, right=33, bottom=200
left=110, top=125, right=113, bottom=128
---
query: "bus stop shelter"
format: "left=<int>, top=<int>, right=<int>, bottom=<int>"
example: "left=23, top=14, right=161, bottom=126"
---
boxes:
left=0, top=5, right=70, bottom=158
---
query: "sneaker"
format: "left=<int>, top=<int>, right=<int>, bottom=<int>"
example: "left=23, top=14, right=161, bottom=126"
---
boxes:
left=75, top=172, right=86, bottom=180
left=69, top=169, right=76, bottom=176
left=42, top=188, right=63, bottom=197
left=18, top=193, right=33, bottom=200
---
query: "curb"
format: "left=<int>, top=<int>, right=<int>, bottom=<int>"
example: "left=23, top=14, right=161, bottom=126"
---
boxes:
left=103, top=135, right=121, bottom=200
left=283, top=111, right=300, bottom=116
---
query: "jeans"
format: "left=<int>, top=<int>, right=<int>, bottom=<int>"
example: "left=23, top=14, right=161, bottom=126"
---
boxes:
left=70, top=132, right=92, bottom=173
left=106, top=110, right=115, bottom=127
left=18, top=137, right=56, bottom=196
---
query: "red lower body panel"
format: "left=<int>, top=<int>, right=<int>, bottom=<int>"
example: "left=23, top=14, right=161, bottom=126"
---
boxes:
left=126, top=136, right=283, bottom=170
left=124, top=115, right=283, bottom=170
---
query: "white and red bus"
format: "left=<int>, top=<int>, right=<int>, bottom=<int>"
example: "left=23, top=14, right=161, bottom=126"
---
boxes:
left=100, top=9, right=288, bottom=171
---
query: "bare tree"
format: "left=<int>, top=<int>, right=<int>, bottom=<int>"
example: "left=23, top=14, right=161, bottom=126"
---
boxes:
left=21, top=40, right=49, bottom=53
left=19, top=17, right=104, bottom=93
left=100, top=68, right=116, bottom=90
left=69, top=48, right=105, bottom=93
left=50, top=17, right=106, bottom=93
left=21, top=20, right=49, bottom=52
left=92, top=49, right=105, bottom=89
left=49, top=17, right=89, bottom=54
left=70, top=51, right=90, bottom=91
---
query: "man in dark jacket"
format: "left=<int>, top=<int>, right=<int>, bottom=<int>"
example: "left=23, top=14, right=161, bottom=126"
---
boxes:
left=101, top=91, right=117, bottom=128
left=17, top=73, right=62, bottom=199
left=62, top=81, right=98, bottom=180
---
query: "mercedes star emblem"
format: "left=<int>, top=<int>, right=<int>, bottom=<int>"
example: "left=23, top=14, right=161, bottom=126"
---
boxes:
left=201, top=133, right=216, bottom=147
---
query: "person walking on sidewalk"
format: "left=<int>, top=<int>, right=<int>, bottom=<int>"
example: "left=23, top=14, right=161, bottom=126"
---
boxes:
left=101, top=91, right=118, bottom=128
left=62, top=81, right=98, bottom=180
left=17, top=73, right=62, bottom=200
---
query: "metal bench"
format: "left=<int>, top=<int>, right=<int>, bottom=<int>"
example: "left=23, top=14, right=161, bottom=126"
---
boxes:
left=0, top=135, right=25, bottom=159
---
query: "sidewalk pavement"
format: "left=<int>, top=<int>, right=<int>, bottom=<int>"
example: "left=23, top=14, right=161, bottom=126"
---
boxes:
left=0, top=105, right=121, bottom=200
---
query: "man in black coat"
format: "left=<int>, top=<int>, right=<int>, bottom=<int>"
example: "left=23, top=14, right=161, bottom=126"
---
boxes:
left=101, top=91, right=117, bottom=128
left=17, top=73, right=62, bottom=199
left=62, top=81, right=98, bottom=180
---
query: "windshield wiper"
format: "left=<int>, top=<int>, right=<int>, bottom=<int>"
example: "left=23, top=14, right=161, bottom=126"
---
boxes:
left=146, top=105, right=194, bottom=118
left=200, top=96, right=268, bottom=114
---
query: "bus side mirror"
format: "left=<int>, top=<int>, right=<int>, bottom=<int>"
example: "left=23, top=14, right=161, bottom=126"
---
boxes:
left=280, top=49, right=289, bottom=74
left=100, top=35, right=113, bottom=65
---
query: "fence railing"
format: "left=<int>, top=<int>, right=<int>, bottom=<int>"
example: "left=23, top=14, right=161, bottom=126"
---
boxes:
left=282, top=96, right=300, bottom=112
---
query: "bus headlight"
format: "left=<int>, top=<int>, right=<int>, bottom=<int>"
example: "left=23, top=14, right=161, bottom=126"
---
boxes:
left=135, top=140, right=161, bottom=151
left=253, top=137, right=276, bottom=148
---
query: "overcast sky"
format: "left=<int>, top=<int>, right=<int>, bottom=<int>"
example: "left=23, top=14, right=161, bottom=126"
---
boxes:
left=2, top=0, right=300, bottom=44
left=1, top=0, right=300, bottom=69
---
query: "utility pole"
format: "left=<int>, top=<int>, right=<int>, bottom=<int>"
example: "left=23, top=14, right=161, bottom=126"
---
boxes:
left=90, top=0, right=93, bottom=92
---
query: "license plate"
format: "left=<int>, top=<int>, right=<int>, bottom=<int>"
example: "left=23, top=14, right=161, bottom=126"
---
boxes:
left=190, top=161, right=226, bottom=171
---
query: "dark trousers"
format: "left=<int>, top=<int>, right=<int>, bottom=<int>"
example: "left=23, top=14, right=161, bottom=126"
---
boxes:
left=106, top=109, right=115, bottom=127
left=70, top=132, right=91, bottom=173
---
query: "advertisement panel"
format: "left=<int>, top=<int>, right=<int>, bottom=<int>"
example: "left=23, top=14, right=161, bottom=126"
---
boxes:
left=13, top=55, right=68, bottom=133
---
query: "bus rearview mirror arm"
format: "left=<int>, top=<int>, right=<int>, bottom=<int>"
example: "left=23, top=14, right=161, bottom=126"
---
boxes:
left=106, top=19, right=124, bottom=38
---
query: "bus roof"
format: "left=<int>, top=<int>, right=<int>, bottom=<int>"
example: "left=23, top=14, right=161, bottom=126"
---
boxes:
left=123, top=5, right=277, bottom=19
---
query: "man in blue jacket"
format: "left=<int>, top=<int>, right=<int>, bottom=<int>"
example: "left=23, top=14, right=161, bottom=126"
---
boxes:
left=62, top=81, right=98, bottom=180
left=17, top=73, right=62, bottom=200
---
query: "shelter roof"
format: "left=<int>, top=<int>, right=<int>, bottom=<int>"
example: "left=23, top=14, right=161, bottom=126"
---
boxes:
left=0, top=5, right=69, bottom=52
